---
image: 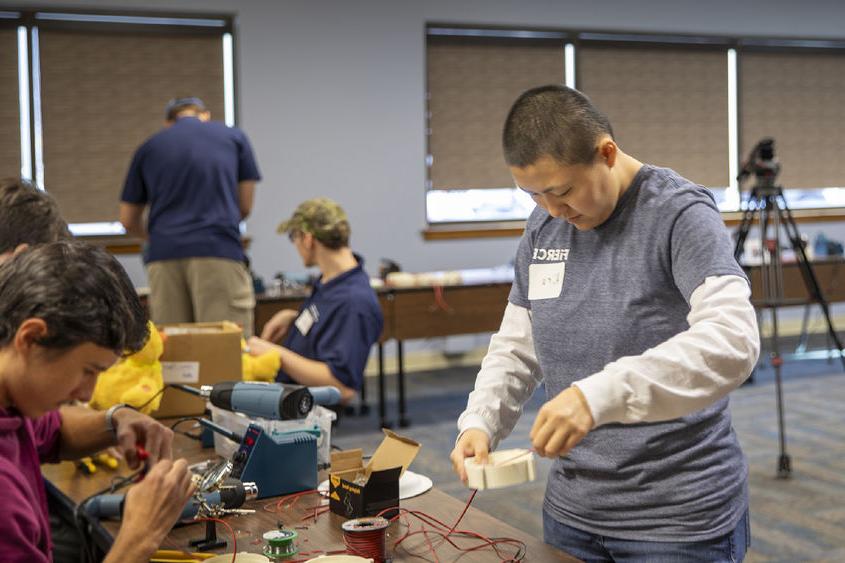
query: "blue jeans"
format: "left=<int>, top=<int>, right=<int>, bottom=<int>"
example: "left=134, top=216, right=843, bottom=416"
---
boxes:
left=543, top=508, right=750, bottom=562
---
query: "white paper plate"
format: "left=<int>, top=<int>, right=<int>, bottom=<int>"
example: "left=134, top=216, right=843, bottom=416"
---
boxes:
left=318, top=469, right=433, bottom=500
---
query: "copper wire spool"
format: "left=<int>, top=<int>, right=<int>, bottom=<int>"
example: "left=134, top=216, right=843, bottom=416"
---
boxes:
left=341, top=516, right=390, bottom=562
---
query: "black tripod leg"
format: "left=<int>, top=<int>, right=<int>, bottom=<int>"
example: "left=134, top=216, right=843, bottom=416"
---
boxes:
left=733, top=197, right=757, bottom=263
left=773, top=353, right=792, bottom=479
left=762, top=200, right=792, bottom=478
left=734, top=192, right=760, bottom=380
left=778, top=202, right=845, bottom=370
left=769, top=349, right=791, bottom=478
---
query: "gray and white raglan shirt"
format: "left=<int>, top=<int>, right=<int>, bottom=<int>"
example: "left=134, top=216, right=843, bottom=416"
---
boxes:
left=458, top=164, right=760, bottom=542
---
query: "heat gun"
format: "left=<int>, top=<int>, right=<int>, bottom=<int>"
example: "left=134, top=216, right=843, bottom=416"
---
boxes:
left=172, top=381, right=340, bottom=420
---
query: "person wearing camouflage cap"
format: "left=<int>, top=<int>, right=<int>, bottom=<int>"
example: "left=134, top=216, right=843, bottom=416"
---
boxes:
left=247, top=197, right=383, bottom=404
left=275, top=197, right=351, bottom=250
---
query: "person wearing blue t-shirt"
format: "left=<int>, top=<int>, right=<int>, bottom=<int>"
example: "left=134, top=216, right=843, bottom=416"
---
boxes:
left=119, top=97, right=261, bottom=335
left=451, top=86, right=760, bottom=561
left=247, top=198, right=383, bottom=404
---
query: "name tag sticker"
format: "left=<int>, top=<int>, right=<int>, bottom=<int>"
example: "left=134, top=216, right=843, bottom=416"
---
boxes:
left=295, top=309, right=315, bottom=335
left=528, top=262, right=566, bottom=300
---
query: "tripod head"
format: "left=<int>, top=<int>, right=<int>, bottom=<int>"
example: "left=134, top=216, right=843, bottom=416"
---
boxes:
left=738, top=137, right=781, bottom=189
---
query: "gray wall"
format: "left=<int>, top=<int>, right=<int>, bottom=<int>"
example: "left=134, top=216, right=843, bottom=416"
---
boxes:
left=10, top=0, right=845, bottom=287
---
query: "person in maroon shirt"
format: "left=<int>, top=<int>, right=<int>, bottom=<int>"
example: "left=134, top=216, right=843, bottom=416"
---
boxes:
left=0, top=180, right=195, bottom=562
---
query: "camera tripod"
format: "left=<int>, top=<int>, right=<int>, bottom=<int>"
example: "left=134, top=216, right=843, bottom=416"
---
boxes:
left=734, top=183, right=845, bottom=479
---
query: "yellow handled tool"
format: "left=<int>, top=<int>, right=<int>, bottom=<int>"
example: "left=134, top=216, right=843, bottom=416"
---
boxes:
left=150, top=550, right=216, bottom=562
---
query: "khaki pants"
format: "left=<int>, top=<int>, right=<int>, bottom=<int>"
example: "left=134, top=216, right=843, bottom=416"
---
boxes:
left=148, top=257, right=255, bottom=336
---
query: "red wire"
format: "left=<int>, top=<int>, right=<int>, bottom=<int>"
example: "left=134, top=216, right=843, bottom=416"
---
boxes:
left=263, top=488, right=319, bottom=514
left=195, top=517, right=237, bottom=563
left=432, top=285, right=454, bottom=312
left=375, top=489, right=525, bottom=562
left=300, top=506, right=330, bottom=522
left=342, top=526, right=388, bottom=562
left=448, top=488, right=476, bottom=533
left=259, top=487, right=523, bottom=561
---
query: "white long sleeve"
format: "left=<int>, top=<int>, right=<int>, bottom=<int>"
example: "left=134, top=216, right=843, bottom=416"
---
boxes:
left=458, top=275, right=760, bottom=440
left=457, top=302, right=542, bottom=449
left=573, top=274, right=760, bottom=427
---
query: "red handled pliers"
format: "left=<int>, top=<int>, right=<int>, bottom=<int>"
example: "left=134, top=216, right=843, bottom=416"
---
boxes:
left=134, top=445, right=150, bottom=482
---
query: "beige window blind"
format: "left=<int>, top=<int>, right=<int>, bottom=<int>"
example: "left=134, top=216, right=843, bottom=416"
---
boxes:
left=740, top=50, right=845, bottom=189
left=427, top=37, right=566, bottom=190
left=579, top=45, right=730, bottom=188
left=0, top=27, right=20, bottom=179
left=38, top=27, right=225, bottom=223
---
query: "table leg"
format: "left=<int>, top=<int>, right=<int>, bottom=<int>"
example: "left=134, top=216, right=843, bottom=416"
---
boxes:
left=378, top=343, right=393, bottom=428
left=398, top=340, right=410, bottom=427
left=359, top=357, right=370, bottom=416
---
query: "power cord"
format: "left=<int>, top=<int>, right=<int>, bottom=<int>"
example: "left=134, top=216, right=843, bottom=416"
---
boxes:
left=134, top=385, right=170, bottom=412
left=170, top=416, right=206, bottom=440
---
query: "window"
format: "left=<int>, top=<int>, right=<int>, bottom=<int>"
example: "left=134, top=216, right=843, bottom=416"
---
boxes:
left=10, top=8, right=234, bottom=235
left=740, top=48, right=845, bottom=190
left=0, top=19, right=21, bottom=178
left=424, top=27, right=845, bottom=233
left=426, top=29, right=568, bottom=224
left=578, top=42, right=730, bottom=189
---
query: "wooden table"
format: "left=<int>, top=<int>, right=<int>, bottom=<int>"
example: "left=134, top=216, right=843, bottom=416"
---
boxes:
left=255, top=283, right=511, bottom=429
left=745, top=256, right=845, bottom=306
left=384, top=284, right=510, bottom=427
left=42, top=433, right=576, bottom=562
left=255, top=257, right=845, bottom=429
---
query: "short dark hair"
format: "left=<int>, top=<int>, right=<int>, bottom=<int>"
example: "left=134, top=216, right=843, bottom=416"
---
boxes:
left=0, top=241, right=148, bottom=354
left=315, top=221, right=350, bottom=250
left=0, top=178, right=70, bottom=254
left=503, top=85, right=615, bottom=168
left=165, top=97, right=207, bottom=121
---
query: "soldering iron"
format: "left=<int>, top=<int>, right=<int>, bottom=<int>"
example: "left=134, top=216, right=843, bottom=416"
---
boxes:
left=83, top=479, right=258, bottom=521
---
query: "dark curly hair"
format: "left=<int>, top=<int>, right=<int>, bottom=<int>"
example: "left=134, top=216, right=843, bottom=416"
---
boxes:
left=0, top=241, right=148, bottom=354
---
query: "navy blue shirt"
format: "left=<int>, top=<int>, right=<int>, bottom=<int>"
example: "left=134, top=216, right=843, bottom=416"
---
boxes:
left=277, top=256, right=383, bottom=391
left=121, top=117, right=261, bottom=263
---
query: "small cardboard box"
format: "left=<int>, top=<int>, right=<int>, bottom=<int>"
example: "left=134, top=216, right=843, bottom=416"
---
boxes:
left=328, top=429, right=420, bottom=519
left=154, top=322, right=243, bottom=418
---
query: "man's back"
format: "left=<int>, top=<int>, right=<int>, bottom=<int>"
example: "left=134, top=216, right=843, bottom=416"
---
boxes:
left=122, top=116, right=260, bottom=263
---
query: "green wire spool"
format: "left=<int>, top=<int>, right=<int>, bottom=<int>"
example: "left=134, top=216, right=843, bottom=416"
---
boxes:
left=262, top=529, right=299, bottom=560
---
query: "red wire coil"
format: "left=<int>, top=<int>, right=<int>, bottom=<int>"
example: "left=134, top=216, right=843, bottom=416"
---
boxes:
left=342, top=517, right=389, bottom=562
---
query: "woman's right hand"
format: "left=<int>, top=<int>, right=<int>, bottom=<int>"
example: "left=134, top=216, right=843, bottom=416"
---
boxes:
left=106, top=458, right=196, bottom=563
left=449, top=428, right=491, bottom=484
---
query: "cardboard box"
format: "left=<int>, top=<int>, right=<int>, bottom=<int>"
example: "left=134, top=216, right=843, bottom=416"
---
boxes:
left=328, top=429, right=420, bottom=519
left=154, top=322, right=243, bottom=418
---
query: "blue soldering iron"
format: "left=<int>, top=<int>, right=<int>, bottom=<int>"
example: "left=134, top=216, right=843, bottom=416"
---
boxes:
left=83, top=480, right=258, bottom=520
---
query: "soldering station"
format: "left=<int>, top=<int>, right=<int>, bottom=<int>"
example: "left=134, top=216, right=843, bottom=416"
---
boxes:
left=74, top=379, right=534, bottom=561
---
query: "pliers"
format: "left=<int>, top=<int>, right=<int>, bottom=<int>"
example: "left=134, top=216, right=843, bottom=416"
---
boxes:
left=134, top=444, right=150, bottom=482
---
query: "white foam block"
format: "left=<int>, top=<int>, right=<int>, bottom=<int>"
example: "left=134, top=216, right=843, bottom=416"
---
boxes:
left=464, top=449, right=536, bottom=490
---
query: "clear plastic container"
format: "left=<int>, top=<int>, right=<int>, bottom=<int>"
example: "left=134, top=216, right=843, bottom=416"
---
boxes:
left=209, top=403, right=336, bottom=466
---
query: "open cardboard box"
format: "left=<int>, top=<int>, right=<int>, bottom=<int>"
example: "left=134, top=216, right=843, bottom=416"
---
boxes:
left=154, top=321, right=243, bottom=418
left=329, top=429, right=420, bottom=518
